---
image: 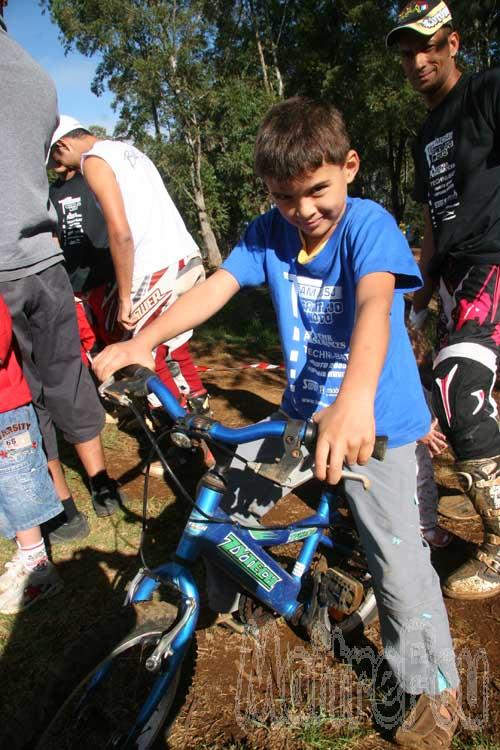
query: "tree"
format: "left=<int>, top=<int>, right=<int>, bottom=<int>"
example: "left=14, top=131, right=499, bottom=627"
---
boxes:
left=451, top=0, right=500, bottom=70
left=43, top=0, right=224, bottom=267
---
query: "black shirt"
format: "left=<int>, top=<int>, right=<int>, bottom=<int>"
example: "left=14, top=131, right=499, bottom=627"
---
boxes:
left=50, top=172, right=115, bottom=293
left=413, top=69, right=500, bottom=275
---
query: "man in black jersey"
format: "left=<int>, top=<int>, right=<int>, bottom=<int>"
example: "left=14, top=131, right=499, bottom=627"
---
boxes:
left=388, top=1, right=500, bottom=601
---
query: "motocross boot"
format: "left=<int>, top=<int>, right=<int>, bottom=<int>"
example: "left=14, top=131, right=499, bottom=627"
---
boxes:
left=443, top=456, right=500, bottom=600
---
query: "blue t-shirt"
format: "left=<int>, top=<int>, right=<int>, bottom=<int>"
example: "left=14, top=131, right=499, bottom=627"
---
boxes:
left=223, top=198, right=430, bottom=447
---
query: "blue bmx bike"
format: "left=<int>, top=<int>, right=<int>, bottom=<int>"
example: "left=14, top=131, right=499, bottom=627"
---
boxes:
left=36, top=367, right=380, bottom=749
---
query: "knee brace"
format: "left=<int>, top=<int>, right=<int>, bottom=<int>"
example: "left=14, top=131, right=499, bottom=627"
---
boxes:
left=432, top=343, right=500, bottom=460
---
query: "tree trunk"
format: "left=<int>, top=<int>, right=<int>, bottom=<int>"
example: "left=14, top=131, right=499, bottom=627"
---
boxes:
left=387, top=127, right=408, bottom=224
left=193, top=185, right=222, bottom=268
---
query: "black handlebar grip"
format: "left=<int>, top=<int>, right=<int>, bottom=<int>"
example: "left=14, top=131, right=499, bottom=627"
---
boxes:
left=303, top=421, right=387, bottom=462
left=114, top=365, right=157, bottom=382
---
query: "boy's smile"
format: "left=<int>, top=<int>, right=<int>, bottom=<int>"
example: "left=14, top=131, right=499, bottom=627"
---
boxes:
left=266, top=155, right=359, bottom=253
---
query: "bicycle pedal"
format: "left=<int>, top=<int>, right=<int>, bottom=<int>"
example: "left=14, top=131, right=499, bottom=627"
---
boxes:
left=320, top=567, right=364, bottom=615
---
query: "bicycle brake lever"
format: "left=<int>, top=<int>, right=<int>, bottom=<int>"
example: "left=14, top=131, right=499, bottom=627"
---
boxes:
left=340, top=469, right=370, bottom=490
left=98, top=376, right=133, bottom=406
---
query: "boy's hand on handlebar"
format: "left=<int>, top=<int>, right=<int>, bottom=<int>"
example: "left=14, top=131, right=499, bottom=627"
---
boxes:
left=92, top=340, right=155, bottom=382
left=312, top=395, right=375, bottom=485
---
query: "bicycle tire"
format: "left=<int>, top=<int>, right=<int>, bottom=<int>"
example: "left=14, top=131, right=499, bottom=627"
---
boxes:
left=35, top=602, right=186, bottom=750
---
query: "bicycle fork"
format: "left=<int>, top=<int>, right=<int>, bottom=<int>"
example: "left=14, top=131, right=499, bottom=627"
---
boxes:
left=121, top=562, right=199, bottom=746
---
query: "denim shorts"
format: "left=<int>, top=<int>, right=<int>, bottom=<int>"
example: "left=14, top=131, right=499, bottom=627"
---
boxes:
left=0, top=403, right=63, bottom=538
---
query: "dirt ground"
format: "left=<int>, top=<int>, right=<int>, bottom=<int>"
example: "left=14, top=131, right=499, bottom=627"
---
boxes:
left=114, top=347, right=500, bottom=750
left=1, top=343, right=499, bottom=749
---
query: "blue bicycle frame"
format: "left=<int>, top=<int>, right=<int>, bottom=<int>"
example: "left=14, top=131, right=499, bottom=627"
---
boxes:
left=115, top=375, right=341, bottom=747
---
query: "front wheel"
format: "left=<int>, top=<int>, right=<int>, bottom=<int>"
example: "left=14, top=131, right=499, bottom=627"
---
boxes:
left=36, top=602, right=185, bottom=750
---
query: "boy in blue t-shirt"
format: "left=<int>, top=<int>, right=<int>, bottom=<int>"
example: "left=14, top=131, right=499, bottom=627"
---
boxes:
left=94, top=98, right=459, bottom=747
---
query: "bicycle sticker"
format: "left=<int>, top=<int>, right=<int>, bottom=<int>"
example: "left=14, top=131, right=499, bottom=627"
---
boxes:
left=248, top=529, right=279, bottom=541
left=292, top=561, right=306, bottom=578
left=185, top=521, right=208, bottom=535
left=287, top=528, right=316, bottom=543
left=217, top=532, right=282, bottom=592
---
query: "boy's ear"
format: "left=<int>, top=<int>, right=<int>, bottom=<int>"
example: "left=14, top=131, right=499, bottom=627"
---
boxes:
left=343, top=150, right=360, bottom=184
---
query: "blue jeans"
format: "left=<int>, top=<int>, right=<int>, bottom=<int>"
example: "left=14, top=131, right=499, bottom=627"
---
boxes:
left=0, top=403, right=62, bottom=538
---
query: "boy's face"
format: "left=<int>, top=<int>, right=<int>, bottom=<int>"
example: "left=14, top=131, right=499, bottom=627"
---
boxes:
left=50, top=136, right=84, bottom=170
left=265, top=155, right=359, bottom=250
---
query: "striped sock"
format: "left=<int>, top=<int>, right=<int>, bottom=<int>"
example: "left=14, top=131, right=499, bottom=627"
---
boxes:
left=17, top=539, right=49, bottom=572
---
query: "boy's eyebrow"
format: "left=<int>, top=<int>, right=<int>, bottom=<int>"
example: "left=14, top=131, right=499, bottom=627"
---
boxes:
left=308, top=180, right=330, bottom=191
left=269, top=179, right=331, bottom=197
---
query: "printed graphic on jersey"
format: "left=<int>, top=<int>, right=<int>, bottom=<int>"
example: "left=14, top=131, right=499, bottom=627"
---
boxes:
left=284, top=270, right=348, bottom=414
left=58, top=195, right=84, bottom=248
left=424, top=131, right=460, bottom=227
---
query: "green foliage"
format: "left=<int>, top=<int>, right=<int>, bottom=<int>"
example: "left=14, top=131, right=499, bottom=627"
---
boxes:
left=42, top=0, right=500, bottom=246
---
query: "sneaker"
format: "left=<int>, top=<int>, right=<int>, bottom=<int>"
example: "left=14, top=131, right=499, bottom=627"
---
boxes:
left=438, top=494, right=479, bottom=521
left=0, top=561, right=63, bottom=615
left=91, top=479, right=123, bottom=517
left=46, top=511, right=90, bottom=545
left=394, top=691, right=460, bottom=749
left=0, top=551, right=23, bottom=594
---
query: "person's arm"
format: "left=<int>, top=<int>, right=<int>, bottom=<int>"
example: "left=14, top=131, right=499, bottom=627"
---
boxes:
left=92, top=269, right=240, bottom=380
left=411, top=205, right=437, bottom=319
left=312, top=272, right=394, bottom=485
left=82, top=155, right=135, bottom=330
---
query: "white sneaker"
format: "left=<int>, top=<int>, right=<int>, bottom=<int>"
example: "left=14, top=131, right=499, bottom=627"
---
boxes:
left=0, top=551, right=24, bottom=594
left=0, top=561, right=63, bottom=614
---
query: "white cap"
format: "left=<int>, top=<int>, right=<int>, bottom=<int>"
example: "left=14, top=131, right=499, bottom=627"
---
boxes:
left=46, top=115, right=89, bottom=167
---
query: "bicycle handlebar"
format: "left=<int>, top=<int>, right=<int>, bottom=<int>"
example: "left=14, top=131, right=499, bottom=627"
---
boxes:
left=100, top=365, right=386, bottom=463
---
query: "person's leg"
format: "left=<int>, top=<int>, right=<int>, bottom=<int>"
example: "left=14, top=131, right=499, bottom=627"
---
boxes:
left=0, top=274, right=89, bottom=540
left=0, top=404, right=63, bottom=612
left=415, top=443, right=452, bottom=548
left=345, top=444, right=458, bottom=695
left=344, top=444, right=459, bottom=746
left=153, top=344, right=182, bottom=400
left=432, top=262, right=500, bottom=598
left=26, top=266, right=121, bottom=519
left=170, top=341, right=210, bottom=410
left=74, top=297, right=97, bottom=365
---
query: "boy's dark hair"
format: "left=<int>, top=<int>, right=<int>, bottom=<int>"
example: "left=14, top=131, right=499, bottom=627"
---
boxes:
left=254, top=97, right=351, bottom=182
left=64, top=128, right=91, bottom=140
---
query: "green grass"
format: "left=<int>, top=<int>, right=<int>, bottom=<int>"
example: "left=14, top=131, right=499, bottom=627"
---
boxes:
left=197, top=287, right=281, bottom=360
left=452, top=734, right=500, bottom=750
left=294, top=716, right=371, bottom=749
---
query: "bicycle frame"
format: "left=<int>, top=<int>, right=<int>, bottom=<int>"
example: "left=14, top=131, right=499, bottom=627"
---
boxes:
left=102, top=372, right=358, bottom=747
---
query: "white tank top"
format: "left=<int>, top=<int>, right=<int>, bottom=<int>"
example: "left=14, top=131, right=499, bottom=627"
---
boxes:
left=81, top=140, right=199, bottom=284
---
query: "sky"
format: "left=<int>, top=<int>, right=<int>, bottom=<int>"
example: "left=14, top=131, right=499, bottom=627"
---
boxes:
left=4, top=0, right=118, bottom=132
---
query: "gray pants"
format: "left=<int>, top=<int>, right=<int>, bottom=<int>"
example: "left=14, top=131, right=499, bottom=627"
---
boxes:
left=0, top=264, right=105, bottom=460
left=206, top=429, right=459, bottom=695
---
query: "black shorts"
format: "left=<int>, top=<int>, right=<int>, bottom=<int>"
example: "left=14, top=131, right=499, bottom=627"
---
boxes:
left=0, top=263, right=104, bottom=460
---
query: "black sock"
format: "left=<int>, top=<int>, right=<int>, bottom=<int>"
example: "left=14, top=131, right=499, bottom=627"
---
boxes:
left=89, top=470, right=111, bottom=493
left=62, top=496, right=78, bottom=523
